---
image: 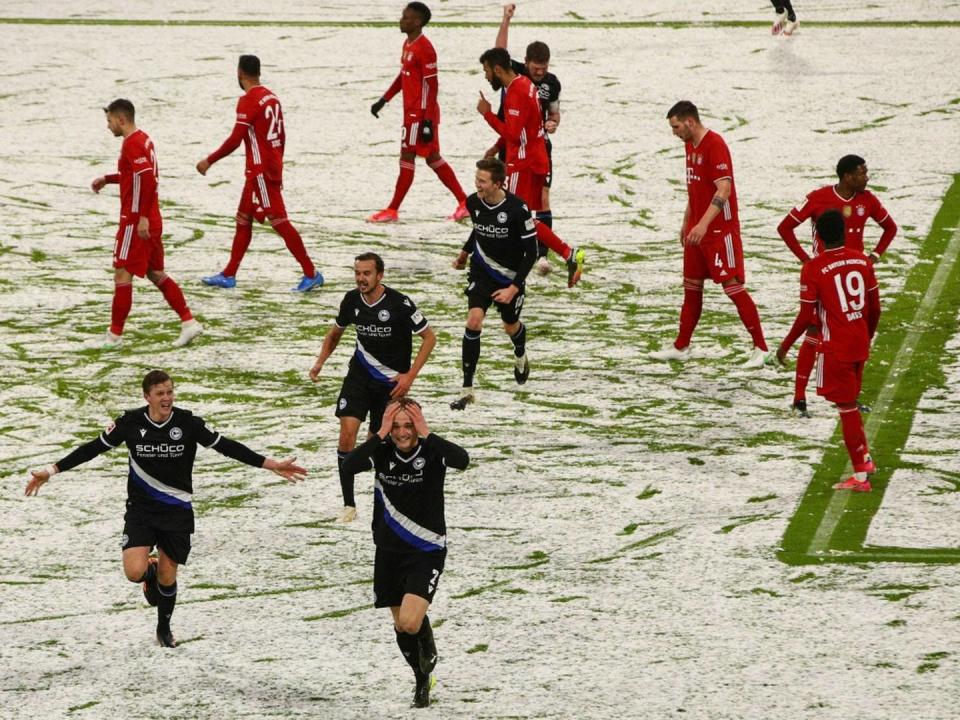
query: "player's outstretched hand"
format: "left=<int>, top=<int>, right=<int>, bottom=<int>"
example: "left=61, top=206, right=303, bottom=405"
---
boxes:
left=371, top=97, right=387, bottom=118
left=503, top=4, right=516, bottom=20
left=378, top=401, right=402, bottom=439
left=265, top=457, right=307, bottom=483
left=452, top=250, right=468, bottom=270
left=196, top=159, right=210, bottom=176
left=406, top=402, right=430, bottom=438
left=477, top=92, right=492, bottom=116
left=91, top=176, right=107, bottom=193
left=25, top=468, right=52, bottom=496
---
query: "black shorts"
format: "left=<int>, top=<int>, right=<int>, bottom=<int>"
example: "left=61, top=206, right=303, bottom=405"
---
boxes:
left=336, top=371, right=394, bottom=433
left=544, top=137, right=553, bottom=189
left=466, top=271, right=525, bottom=325
left=121, top=502, right=192, bottom=565
left=373, top=547, right=446, bottom=608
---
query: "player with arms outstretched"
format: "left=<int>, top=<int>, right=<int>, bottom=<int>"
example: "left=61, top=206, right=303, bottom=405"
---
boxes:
left=91, top=99, right=202, bottom=349
left=367, top=2, right=469, bottom=223
left=776, top=154, right=897, bottom=416
left=651, top=100, right=769, bottom=367
left=781, top=211, right=881, bottom=491
left=197, top=55, right=324, bottom=292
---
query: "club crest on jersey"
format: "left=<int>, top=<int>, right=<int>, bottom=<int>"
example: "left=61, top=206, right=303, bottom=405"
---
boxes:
left=378, top=309, right=391, bottom=321
left=497, top=211, right=508, bottom=224
left=338, top=398, right=347, bottom=410
left=169, top=427, right=183, bottom=440
left=842, top=205, right=853, bottom=218
left=856, top=204, right=866, bottom=217
left=413, top=457, right=426, bottom=470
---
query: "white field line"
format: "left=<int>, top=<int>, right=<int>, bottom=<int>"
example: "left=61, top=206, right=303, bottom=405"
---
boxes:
left=807, top=221, right=960, bottom=555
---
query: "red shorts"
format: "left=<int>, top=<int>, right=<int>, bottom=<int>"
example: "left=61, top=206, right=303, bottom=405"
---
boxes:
left=506, top=168, right=546, bottom=213
left=238, top=174, right=287, bottom=221
left=401, top=119, right=439, bottom=157
left=114, top=220, right=164, bottom=277
left=683, top=231, right=744, bottom=284
left=816, top=354, right=864, bottom=404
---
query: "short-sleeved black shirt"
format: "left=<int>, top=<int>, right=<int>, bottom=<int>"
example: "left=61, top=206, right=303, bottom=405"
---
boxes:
left=464, top=191, right=538, bottom=288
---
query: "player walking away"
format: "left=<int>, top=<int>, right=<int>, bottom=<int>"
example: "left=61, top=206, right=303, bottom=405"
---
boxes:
left=91, top=100, right=202, bottom=349
left=491, top=3, right=562, bottom=276
left=450, top=158, right=538, bottom=410
left=650, top=101, right=769, bottom=367
left=367, top=3, right=469, bottom=223
left=771, top=1, right=799, bottom=35
left=781, top=211, right=880, bottom=491
left=196, top=55, right=324, bottom=292
left=477, top=48, right=584, bottom=288
left=776, top=154, right=897, bottom=417
left=309, top=253, right=436, bottom=523
left=341, top=398, right=469, bottom=708
left=25, top=370, right=306, bottom=647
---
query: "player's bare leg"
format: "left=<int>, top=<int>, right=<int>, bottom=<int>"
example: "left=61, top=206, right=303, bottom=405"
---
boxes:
left=391, top=594, right=437, bottom=708
left=369, top=152, right=417, bottom=222
left=147, top=270, right=203, bottom=347
left=833, top=401, right=874, bottom=492
left=504, top=319, right=529, bottom=384
left=452, top=308, right=485, bottom=410
left=424, top=151, right=468, bottom=221
left=105, top=267, right=134, bottom=348
left=336, top=416, right=363, bottom=522
left=651, top=277, right=700, bottom=361
left=721, top=277, right=769, bottom=367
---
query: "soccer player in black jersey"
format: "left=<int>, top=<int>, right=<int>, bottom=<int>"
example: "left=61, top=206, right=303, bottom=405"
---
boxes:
left=310, top=252, right=436, bottom=523
left=342, top=397, right=469, bottom=708
left=490, top=3, right=562, bottom=275
left=450, top=157, right=538, bottom=410
left=25, top=370, right=306, bottom=648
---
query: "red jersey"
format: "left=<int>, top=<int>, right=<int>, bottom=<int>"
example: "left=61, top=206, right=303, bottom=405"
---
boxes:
left=788, top=185, right=891, bottom=256
left=800, top=247, right=880, bottom=362
left=207, top=85, right=285, bottom=183
left=684, top=130, right=739, bottom=237
left=482, top=74, right=548, bottom=174
left=115, top=129, right=160, bottom=224
left=382, top=34, right=440, bottom=123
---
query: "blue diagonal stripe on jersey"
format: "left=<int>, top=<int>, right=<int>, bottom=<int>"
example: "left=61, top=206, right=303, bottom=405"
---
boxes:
left=354, top=338, right=399, bottom=383
left=129, top=457, right=192, bottom=509
left=375, top=479, right=445, bottom=552
left=473, top=243, right=516, bottom=284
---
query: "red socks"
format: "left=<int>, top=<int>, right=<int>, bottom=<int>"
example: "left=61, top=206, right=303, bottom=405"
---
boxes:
left=389, top=159, right=416, bottom=211
left=675, top=281, right=703, bottom=350
left=839, top=405, right=870, bottom=469
left=110, top=281, right=133, bottom=336
left=428, top=158, right=466, bottom=204
left=157, top=276, right=193, bottom=321
left=272, top=218, right=316, bottom=277
left=794, top=334, right=819, bottom=402
left=724, top=283, right=768, bottom=351
left=534, top=221, right=572, bottom=259
left=223, top=218, right=253, bottom=277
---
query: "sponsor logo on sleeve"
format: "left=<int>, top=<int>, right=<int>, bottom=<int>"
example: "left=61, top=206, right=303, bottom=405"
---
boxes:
left=525, top=218, right=536, bottom=231
left=338, top=398, right=347, bottom=410
left=508, top=109, right=520, bottom=116
left=411, top=310, right=424, bottom=324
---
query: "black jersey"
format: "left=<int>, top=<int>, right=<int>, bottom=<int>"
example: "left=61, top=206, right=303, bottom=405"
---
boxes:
left=343, top=433, right=469, bottom=553
left=335, top=286, right=429, bottom=385
left=512, top=59, right=561, bottom=124
left=54, top=406, right=265, bottom=523
left=463, top=191, right=538, bottom=287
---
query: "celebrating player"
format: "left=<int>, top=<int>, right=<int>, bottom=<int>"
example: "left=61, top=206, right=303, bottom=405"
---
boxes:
left=197, top=55, right=324, bottom=292
left=771, top=1, right=799, bottom=35
left=650, top=101, right=769, bottom=367
left=491, top=3, right=562, bottom=275
left=25, top=370, right=306, bottom=647
left=780, top=211, right=881, bottom=491
left=341, top=397, right=469, bottom=708
left=91, top=99, right=202, bottom=349
left=776, top=154, right=897, bottom=416
left=367, top=2, right=469, bottom=223
left=309, top=253, right=436, bottom=523
left=450, top=158, right=538, bottom=410
left=477, top=47, right=584, bottom=288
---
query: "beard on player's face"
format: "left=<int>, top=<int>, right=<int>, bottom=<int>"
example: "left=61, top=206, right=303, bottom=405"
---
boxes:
left=488, top=75, right=503, bottom=92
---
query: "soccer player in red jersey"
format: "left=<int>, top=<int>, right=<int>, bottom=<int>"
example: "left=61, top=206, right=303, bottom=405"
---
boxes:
left=91, top=99, right=202, bottom=349
left=196, top=55, right=323, bottom=292
left=476, top=47, right=585, bottom=288
left=782, top=210, right=881, bottom=491
left=367, top=3, right=469, bottom=223
left=651, top=101, right=768, bottom=366
left=776, top=155, right=897, bottom=416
